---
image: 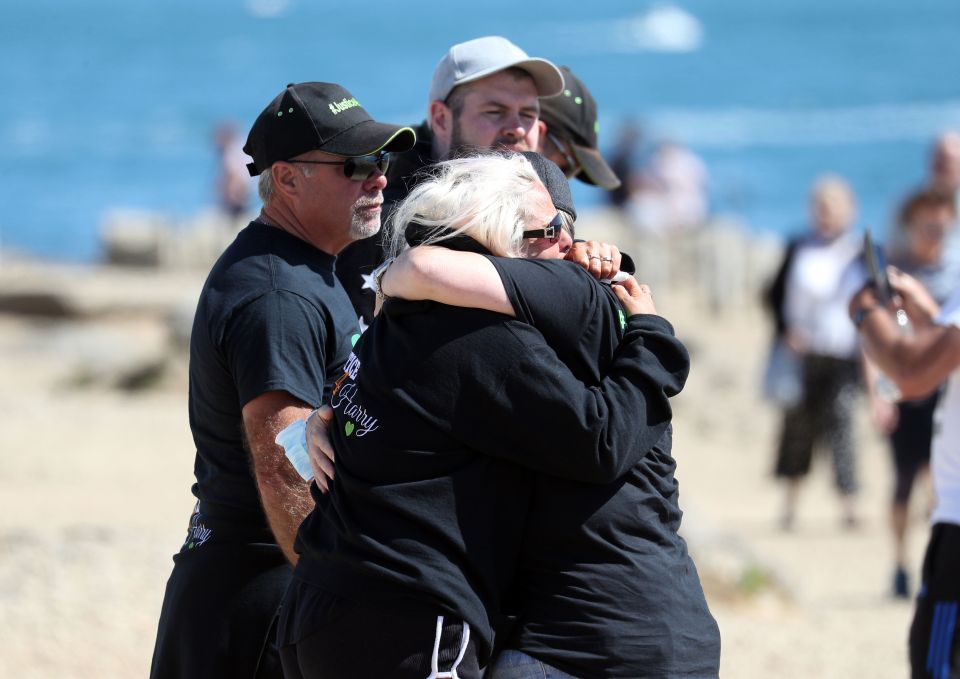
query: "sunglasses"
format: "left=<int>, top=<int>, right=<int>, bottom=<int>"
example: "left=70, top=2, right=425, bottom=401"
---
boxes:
left=546, top=131, right=581, bottom=179
left=290, top=151, right=390, bottom=181
left=523, top=213, right=564, bottom=242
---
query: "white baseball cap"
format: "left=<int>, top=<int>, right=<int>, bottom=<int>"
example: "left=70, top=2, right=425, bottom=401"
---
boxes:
left=428, top=36, right=565, bottom=104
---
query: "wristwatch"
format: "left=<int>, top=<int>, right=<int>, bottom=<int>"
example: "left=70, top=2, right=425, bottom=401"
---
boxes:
left=852, top=304, right=880, bottom=328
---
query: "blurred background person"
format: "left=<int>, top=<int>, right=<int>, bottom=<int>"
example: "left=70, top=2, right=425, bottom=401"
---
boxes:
left=868, top=187, right=960, bottom=597
left=849, top=265, right=960, bottom=679
left=927, top=130, right=960, bottom=202
left=767, top=175, right=864, bottom=530
left=606, top=120, right=643, bottom=213
left=213, top=121, right=252, bottom=222
left=627, top=139, right=709, bottom=235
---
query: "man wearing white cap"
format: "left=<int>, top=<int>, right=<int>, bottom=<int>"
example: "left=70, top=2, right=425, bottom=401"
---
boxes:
left=425, top=35, right=562, bottom=159
left=335, top=36, right=565, bottom=326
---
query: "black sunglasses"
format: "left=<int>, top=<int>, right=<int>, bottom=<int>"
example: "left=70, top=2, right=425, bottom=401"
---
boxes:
left=290, top=151, right=390, bottom=181
left=523, top=213, right=564, bottom=241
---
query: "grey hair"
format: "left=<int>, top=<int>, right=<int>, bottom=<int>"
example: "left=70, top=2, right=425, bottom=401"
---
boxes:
left=258, top=171, right=274, bottom=204
left=258, top=162, right=312, bottom=204
left=385, top=154, right=543, bottom=259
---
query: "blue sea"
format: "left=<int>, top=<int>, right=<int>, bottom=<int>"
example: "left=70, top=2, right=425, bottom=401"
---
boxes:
left=4, top=0, right=960, bottom=261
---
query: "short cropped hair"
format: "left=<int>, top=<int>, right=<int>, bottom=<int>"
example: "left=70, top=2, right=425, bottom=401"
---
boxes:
left=385, top=153, right=542, bottom=259
left=258, top=171, right=274, bottom=204
left=258, top=162, right=313, bottom=204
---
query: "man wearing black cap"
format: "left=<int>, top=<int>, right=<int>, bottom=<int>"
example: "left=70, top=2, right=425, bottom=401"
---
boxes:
left=537, top=65, right=622, bottom=191
left=148, top=82, right=414, bottom=679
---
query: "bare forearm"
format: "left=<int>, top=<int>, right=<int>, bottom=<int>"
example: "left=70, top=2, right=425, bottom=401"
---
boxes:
left=256, top=467, right=312, bottom=564
left=859, top=309, right=954, bottom=398
left=242, top=392, right=316, bottom=564
left=384, top=247, right=514, bottom=315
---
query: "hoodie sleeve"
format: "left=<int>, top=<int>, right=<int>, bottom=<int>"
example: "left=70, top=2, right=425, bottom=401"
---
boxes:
left=446, top=313, right=689, bottom=483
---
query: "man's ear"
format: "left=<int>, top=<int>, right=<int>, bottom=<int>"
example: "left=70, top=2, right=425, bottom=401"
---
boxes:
left=430, top=100, right=452, bottom=141
left=536, top=120, right=548, bottom=152
left=271, top=162, right=300, bottom=199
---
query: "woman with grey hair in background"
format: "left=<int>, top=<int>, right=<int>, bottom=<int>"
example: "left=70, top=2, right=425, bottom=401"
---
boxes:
left=277, top=154, right=694, bottom=678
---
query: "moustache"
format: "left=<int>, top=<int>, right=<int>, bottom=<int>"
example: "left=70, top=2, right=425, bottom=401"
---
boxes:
left=496, top=138, right=529, bottom=151
left=353, top=193, right=383, bottom=210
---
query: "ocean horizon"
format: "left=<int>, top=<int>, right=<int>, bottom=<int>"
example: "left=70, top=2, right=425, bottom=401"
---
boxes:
left=4, top=0, right=960, bottom=261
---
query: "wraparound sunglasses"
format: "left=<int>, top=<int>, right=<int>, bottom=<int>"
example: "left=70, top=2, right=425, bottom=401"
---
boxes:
left=290, top=151, right=390, bottom=181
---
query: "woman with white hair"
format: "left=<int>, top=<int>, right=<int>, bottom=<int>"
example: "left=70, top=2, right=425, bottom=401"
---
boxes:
left=278, top=154, right=699, bottom=678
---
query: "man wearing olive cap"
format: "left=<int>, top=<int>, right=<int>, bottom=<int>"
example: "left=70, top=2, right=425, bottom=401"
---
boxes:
left=148, top=82, right=415, bottom=679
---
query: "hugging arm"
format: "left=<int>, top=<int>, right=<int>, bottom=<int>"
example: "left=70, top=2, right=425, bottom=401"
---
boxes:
left=449, top=315, right=689, bottom=483
left=306, top=314, right=688, bottom=486
left=381, top=247, right=515, bottom=316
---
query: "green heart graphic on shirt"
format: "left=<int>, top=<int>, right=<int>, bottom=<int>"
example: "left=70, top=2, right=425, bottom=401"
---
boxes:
left=350, top=334, right=360, bottom=347
left=345, top=421, right=355, bottom=436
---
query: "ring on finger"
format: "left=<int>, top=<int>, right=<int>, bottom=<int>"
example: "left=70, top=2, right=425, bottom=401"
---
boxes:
left=601, top=257, right=613, bottom=262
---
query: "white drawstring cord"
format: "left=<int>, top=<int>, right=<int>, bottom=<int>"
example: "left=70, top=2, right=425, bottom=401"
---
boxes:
left=424, top=615, right=471, bottom=679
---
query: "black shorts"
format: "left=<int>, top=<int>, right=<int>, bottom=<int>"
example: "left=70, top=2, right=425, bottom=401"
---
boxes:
left=278, top=578, right=482, bottom=679
left=890, top=393, right=938, bottom=503
left=909, top=522, right=960, bottom=679
left=150, top=542, right=290, bottom=679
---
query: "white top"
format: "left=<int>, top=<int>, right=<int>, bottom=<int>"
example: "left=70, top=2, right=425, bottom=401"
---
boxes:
left=930, top=286, right=960, bottom=526
left=784, top=232, right=862, bottom=359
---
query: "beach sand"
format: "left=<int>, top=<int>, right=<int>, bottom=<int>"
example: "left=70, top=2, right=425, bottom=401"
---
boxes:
left=0, top=247, right=926, bottom=678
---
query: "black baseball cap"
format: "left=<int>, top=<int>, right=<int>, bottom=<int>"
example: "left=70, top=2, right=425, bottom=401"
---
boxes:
left=244, top=82, right=416, bottom=177
left=539, top=67, right=621, bottom=190
left=520, top=151, right=577, bottom=221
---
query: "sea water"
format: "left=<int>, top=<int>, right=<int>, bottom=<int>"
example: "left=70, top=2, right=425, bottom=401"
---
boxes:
left=2, top=0, right=960, bottom=261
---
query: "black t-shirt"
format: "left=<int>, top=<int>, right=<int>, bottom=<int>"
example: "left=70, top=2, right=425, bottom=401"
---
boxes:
left=292, top=279, right=689, bottom=663
left=188, top=221, right=359, bottom=539
left=489, top=257, right=721, bottom=678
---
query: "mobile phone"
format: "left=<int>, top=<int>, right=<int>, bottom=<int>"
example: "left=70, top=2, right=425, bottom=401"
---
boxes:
left=863, top=228, right=892, bottom=303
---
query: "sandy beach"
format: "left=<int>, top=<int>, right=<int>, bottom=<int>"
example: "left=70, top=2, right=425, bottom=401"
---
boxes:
left=0, top=230, right=926, bottom=678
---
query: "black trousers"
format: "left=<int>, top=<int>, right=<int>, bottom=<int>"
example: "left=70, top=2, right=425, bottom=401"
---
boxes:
left=150, top=542, right=290, bottom=679
left=278, top=578, right=483, bottom=679
left=910, top=523, right=960, bottom=679
left=775, top=354, right=860, bottom=493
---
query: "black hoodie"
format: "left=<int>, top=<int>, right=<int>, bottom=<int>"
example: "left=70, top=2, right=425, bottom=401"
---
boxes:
left=291, top=236, right=690, bottom=665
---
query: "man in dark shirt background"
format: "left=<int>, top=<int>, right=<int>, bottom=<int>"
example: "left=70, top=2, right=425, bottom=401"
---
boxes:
left=148, top=82, right=414, bottom=679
